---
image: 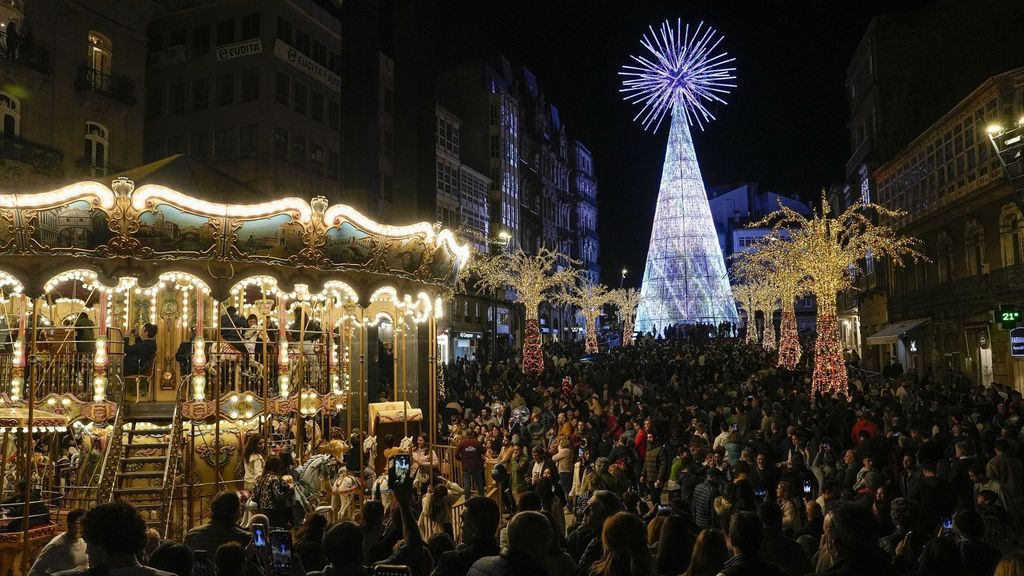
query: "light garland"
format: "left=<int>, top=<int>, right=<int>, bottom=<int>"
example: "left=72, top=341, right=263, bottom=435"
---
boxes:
left=813, top=312, right=847, bottom=397
left=556, top=280, right=612, bottom=354
left=762, top=308, right=777, bottom=351
left=778, top=307, right=801, bottom=370
left=612, top=288, right=644, bottom=347
left=522, top=319, right=543, bottom=374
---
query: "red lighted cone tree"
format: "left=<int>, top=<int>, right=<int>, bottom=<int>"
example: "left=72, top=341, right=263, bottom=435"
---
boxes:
left=753, top=195, right=926, bottom=397
left=471, top=247, right=577, bottom=374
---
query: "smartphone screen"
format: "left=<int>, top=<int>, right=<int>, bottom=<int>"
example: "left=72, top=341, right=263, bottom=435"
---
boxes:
left=373, top=566, right=412, bottom=576
left=269, top=529, right=293, bottom=576
left=392, top=454, right=411, bottom=485
left=755, top=488, right=767, bottom=498
left=193, top=550, right=210, bottom=576
left=942, top=517, right=954, bottom=530
left=252, top=523, right=268, bottom=548
left=802, top=481, right=812, bottom=495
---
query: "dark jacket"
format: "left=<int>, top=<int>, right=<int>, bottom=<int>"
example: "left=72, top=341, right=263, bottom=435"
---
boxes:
left=818, top=547, right=897, bottom=576
left=959, top=539, right=1002, bottom=576
left=717, top=553, right=785, bottom=576
left=182, top=520, right=251, bottom=553
left=917, top=475, right=957, bottom=533
left=565, top=525, right=595, bottom=563
left=692, top=478, right=719, bottom=529
left=643, top=444, right=669, bottom=483
left=468, top=550, right=550, bottom=576
left=433, top=537, right=500, bottom=576
left=123, top=337, right=156, bottom=376
left=759, top=527, right=813, bottom=576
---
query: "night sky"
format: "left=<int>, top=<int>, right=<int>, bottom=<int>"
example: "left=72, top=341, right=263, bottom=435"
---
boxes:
left=432, top=0, right=937, bottom=288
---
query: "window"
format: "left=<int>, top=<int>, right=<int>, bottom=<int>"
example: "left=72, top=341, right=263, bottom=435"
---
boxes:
left=293, top=81, right=307, bottom=114
left=166, top=135, right=185, bottom=155
left=1000, top=204, right=1024, bottom=267
left=143, top=139, right=163, bottom=163
left=327, top=149, right=340, bottom=179
left=239, top=125, right=258, bottom=158
left=310, top=141, right=324, bottom=170
left=87, top=32, right=112, bottom=75
left=276, top=17, right=292, bottom=43
left=295, top=30, right=309, bottom=54
left=275, top=72, right=290, bottom=104
left=167, top=29, right=186, bottom=48
left=170, top=82, right=186, bottom=114
left=192, top=26, right=210, bottom=56
left=214, top=128, right=233, bottom=161
left=240, top=14, right=260, bottom=40
left=189, top=132, right=209, bottom=160
left=273, top=126, right=288, bottom=159
left=216, top=19, right=235, bottom=45
left=965, top=219, right=986, bottom=275
left=327, top=100, right=339, bottom=130
left=490, top=136, right=499, bottom=158
left=1, top=92, right=21, bottom=137
left=145, top=86, right=162, bottom=118
left=216, top=74, right=234, bottom=106
left=191, top=78, right=209, bottom=110
left=290, top=134, right=306, bottom=165
left=241, top=69, right=259, bottom=102
left=312, top=40, right=326, bottom=65
left=310, top=91, right=324, bottom=122
left=84, top=121, right=109, bottom=172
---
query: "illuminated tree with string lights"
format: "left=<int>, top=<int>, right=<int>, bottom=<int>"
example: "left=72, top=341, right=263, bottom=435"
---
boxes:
left=733, top=239, right=806, bottom=367
left=555, top=280, right=613, bottom=354
left=731, top=282, right=759, bottom=345
left=612, top=288, right=645, bottom=347
left=754, top=195, right=926, bottom=397
left=471, top=248, right=578, bottom=373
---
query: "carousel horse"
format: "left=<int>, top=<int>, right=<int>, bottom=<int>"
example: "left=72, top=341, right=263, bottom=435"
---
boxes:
left=398, top=436, right=414, bottom=452
left=363, top=435, right=378, bottom=463
left=294, top=453, right=340, bottom=514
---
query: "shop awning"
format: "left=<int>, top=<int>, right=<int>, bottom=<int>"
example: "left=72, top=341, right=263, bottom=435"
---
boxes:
left=866, top=318, right=929, bottom=344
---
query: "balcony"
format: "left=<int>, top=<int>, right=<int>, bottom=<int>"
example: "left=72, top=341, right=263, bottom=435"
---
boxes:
left=0, top=30, right=52, bottom=74
left=75, top=66, right=136, bottom=106
left=0, top=136, right=64, bottom=176
left=888, top=264, right=1023, bottom=317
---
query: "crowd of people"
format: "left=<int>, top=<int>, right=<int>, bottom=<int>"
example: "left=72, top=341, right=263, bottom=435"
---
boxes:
left=21, top=331, right=1024, bottom=576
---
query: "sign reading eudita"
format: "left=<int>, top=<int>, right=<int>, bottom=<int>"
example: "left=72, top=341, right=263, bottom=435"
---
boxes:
left=1011, top=327, right=1024, bottom=358
left=216, top=39, right=262, bottom=61
left=274, top=40, right=341, bottom=92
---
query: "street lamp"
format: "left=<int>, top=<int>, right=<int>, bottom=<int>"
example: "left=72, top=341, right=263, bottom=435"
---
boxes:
left=985, top=118, right=1024, bottom=214
left=620, top=267, right=628, bottom=288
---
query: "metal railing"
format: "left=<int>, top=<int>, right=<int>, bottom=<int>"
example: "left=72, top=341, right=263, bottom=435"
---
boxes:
left=75, top=66, right=136, bottom=105
left=161, top=379, right=187, bottom=539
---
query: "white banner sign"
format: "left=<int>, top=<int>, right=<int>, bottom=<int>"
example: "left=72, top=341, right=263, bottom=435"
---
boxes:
left=273, top=39, right=341, bottom=93
left=215, top=39, right=263, bottom=61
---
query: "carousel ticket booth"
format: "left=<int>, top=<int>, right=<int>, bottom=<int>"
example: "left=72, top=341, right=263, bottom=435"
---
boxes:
left=0, top=178, right=467, bottom=570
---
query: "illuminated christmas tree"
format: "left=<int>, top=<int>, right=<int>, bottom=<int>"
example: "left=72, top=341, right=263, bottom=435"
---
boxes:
left=621, top=20, right=739, bottom=334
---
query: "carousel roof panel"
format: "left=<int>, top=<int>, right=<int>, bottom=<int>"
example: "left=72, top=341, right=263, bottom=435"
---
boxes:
left=0, top=177, right=470, bottom=297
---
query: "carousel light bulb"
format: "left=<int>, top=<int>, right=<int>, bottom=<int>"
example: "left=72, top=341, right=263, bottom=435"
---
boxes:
left=9, top=376, right=23, bottom=402
left=278, top=374, right=290, bottom=398
left=192, top=374, right=206, bottom=401
left=92, top=375, right=107, bottom=402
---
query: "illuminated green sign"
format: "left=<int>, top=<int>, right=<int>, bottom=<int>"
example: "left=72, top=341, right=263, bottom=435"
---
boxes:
left=999, top=305, right=1022, bottom=329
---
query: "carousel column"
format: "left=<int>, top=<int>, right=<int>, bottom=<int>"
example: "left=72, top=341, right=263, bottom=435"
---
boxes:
left=364, top=324, right=380, bottom=409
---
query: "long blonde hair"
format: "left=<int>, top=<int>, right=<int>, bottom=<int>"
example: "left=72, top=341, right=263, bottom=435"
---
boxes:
left=996, top=552, right=1024, bottom=576
left=591, top=512, right=648, bottom=576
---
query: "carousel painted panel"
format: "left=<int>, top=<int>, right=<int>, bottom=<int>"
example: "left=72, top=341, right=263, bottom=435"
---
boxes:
left=323, top=222, right=374, bottom=267
left=136, top=204, right=219, bottom=257
left=231, top=214, right=303, bottom=262
left=28, top=200, right=112, bottom=253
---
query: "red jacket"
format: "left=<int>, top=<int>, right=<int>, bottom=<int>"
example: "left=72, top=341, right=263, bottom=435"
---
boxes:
left=851, top=418, right=880, bottom=444
left=634, top=428, right=648, bottom=461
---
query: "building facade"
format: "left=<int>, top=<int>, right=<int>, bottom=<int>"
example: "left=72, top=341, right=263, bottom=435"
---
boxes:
left=0, top=0, right=154, bottom=192
left=872, top=68, right=1024, bottom=390
left=144, top=0, right=346, bottom=204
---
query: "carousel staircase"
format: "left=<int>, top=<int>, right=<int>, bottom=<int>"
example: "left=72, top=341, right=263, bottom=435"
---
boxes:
left=110, top=403, right=180, bottom=530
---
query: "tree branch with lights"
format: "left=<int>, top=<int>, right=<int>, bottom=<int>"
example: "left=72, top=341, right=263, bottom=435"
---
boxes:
left=555, top=279, right=614, bottom=354
left=731, top=282, right=760, bottom=345
left=470, top=247, right=578, bottom=373
left=753, top=195, right=926, bottom=397
left=611, top=287, right=644, bottom=347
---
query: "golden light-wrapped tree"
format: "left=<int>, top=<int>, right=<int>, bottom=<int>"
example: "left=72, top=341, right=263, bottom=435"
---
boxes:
left=555, top=279, right=614, bottom=354
left=754, top=195, right=926, bottom=397
left=733, top=238, right=807, bottom=368
left=611, top=288, right=644, bottom=346
left=471, top=247, right=577, bottom=373
left=731, top=282, right=759, bottom=345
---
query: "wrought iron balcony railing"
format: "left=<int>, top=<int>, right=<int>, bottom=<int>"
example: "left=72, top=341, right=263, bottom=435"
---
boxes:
left=75, top=66, right=136, bottom=105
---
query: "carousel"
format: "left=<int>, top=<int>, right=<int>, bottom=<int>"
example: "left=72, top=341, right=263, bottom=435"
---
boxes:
left=0, top=177, right=468, bottom=571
